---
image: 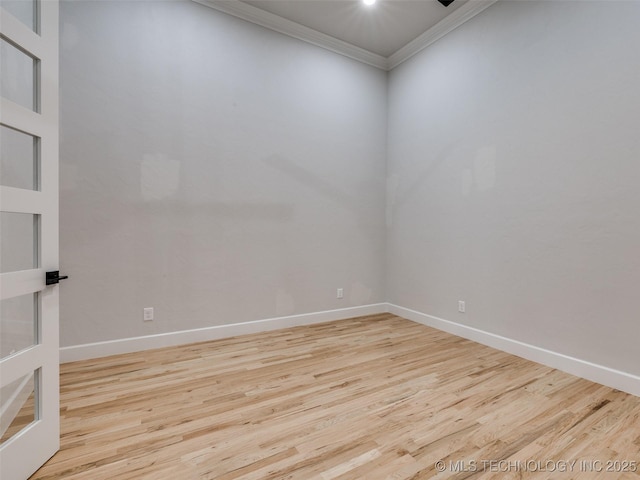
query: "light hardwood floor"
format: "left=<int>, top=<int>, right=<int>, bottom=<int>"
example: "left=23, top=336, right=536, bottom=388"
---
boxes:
left=32, top=314, right=640, bottom=479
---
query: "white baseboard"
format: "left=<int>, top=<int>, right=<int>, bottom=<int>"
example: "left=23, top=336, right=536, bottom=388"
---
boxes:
left=60, top=302, right=640, bottom=398
left=59, top=303, right=389, bottom=363
left=388, top=304, right=640, bottom=398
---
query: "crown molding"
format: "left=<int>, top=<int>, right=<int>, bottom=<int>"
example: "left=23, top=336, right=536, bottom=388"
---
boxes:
left=387, top=0, right=499, bottom=69
left=192, top=0, right=499, bottom=71
left=193, top=0, right=389, bottom=70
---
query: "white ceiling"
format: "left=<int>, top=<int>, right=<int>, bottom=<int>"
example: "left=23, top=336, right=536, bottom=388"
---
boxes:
left=241, top=0, right=469, bottom=58
left=194, top=0, right=497, bottom=69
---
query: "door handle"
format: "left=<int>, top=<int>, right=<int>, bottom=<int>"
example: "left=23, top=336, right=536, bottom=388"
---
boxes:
left=46, top=271, right=69, bottom=285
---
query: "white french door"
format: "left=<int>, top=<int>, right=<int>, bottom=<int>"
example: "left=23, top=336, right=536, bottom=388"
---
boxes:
left=0, top=1, right=60, bottom=479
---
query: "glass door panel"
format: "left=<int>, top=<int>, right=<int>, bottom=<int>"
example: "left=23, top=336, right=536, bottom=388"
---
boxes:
left=0, top=292, right=38, bottom=359
left=0, top=124, right=39, bottom=190
left=0, top=370, right=37, bottom=445
left=0, top=212, right=38, bottom=273
left=0, top=37, right=38, bottom=111
left=0, top=0, right=38, bottom=33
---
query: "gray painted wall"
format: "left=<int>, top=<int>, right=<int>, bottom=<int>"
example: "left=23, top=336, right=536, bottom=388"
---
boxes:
left=387, top=0, right=640, bottom=375
left=59, top=0, right=387, bottom=346
left=59, top=0, right=640, bottom=381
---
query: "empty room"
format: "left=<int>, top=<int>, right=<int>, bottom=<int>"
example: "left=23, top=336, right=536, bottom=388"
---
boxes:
left=1, top=0, right=639, bottom=478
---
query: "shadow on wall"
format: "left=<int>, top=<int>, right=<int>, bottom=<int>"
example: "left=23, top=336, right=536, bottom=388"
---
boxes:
left=263, top=153, right=380, bottom=233
left=386, top=142, right=455, bottom=226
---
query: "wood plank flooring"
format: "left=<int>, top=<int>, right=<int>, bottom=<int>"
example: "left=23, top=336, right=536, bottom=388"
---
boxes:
left=31, top=314, right=640, bottom=479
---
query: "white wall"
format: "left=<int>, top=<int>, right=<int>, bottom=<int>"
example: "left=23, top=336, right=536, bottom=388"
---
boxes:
left=387, top=0, right=640, bottom=376
left=59, top=0, right=387, bottom=347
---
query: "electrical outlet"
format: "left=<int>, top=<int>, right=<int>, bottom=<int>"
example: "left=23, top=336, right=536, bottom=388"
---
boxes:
left=458, top=301, right=465, bottom=313
left=143, top=307, right=154, bottom=321
left=337, top=288, right=344, bottom=299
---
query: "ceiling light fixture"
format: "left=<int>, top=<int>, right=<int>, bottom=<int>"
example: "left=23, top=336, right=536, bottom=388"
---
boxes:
left=362, top=0, right=376, bottom=6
